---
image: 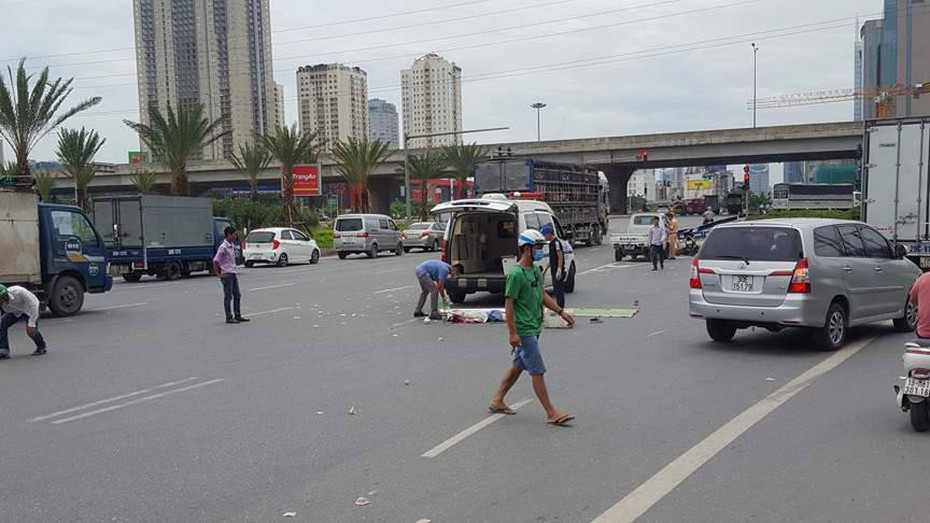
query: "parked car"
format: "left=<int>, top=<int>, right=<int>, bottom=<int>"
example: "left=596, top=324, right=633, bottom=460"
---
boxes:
left=333, top=214, right=403, bottom=259
left=431, top=195, right=576, bottom=304
left=689, top=218, right=921, bottom=350
left=243, top=227, right=321, bottom=267
left=402, top=222, right=445, bottom=252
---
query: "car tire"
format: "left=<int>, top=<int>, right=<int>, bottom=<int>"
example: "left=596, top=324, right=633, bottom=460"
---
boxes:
left=894, top=299, right=918, bottom=332
left=165, top=261, right=182, bottom=281
left=614, top=249, right=623, bottom=262
left=123, top=272, right=143, bottom=283
left=404, top=247, right=411, bottom=253
left=911, top=400, right=930, bottom=432
left=395, top=243, right=403, bottom=256
left=277, top=253, right=289, bottom=267
left=48, top=275, right=84, bottom=317
left=310, top=250, right=320, bottom=264
left=245, top=261, right=255, bottom=268
left=368, top=244, right=378, bottom=259
left=430, top=240, right=439, bottom=252
left=338, top=252, right=348, bottom=260
left=812, top=301, right=847, bottom=351
left=564, top=263, right=576, bottom=293
left=449, top=291, right=466, bottom=304
left=706, top=319, right=737, bottom=342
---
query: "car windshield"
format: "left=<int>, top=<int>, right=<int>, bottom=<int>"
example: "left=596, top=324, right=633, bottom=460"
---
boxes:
left=246, top=231, right=275, bottom=243
left=699, top=227, right=802, bottom=262
left=335, top=218, right=363, bottom=232
left=632, top=216, right=657, bottom=226
left=407, top=223, right=430, bottom=230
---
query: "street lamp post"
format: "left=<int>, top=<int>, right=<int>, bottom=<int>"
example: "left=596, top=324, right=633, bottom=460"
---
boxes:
left=530, top=102, right=547, bottom=142
left=751, top=43, right=759, bottom=128
left=403, top=126, right=508, bottom=221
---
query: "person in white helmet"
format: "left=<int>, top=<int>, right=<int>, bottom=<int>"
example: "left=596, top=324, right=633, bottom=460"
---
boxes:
left=489, top=229, right=576, bottom=426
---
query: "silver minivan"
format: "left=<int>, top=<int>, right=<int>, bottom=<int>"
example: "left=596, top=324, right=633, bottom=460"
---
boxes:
left=333, top=214, right=403, bottom=259
left=689, top=218, right=921, bottom=350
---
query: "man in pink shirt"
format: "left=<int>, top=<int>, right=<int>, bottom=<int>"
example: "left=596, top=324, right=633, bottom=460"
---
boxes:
left=213, top=226, right=249, bottom=325
left=910, top=272, right=930, bottom=338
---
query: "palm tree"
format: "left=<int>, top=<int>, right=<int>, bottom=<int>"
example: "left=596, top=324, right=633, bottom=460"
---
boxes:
left=32, top=170, right=57, bottom=201
left=123, top=103, right=229, bottom=196
left=0, top=59, right=101, bottom=188
left=130, top=170, right=157, bottom=194
left=443, top=142, right=487, bottom=198
left=259, top=124, right=319, bottom=226
left=407, top=150, right=448, bottom=220
left=331, top=138, right=392, bottom=213
left=230, top=141, right=271, bottom=202
left=55, top=127, right=105, bottom=212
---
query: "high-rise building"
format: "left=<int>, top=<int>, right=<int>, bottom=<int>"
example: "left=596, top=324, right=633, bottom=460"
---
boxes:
left=401, top=53, right=462, bottom=148
left=275, top=83, right=286, bottom=129
left=860, top=19, right=884, bottom=120
left=132, top=0, right=276, bottom=160
left=784, top=162, right=806, bottom=184
left=297, top=64, right=369, bottom=148
left=748, top=164, right=770, bottom=194
left=368, top=99, right=399, bottom=149
left=855, top=38, right=864, bottom=121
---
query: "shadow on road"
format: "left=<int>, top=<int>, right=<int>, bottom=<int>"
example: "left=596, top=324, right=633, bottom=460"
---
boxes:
left=698, top=325, right=899, bottom=356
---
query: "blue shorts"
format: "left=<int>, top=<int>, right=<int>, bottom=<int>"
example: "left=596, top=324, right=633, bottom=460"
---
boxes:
left=513, top=335, right=546, bottom=376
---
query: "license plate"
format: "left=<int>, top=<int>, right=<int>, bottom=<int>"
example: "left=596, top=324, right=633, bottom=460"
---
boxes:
left=731, top=275, right=754, bottom=292
left=921, top=257, right=930, bottom=269
left=904, top=378, right=930, bottom=398
left=622, top=244, right=636, bottom=250
left=249, top=254, right=261, bottom=260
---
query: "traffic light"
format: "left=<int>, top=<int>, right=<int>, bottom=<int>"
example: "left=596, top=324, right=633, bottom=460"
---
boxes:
left=743, top=165, right=750, bottom=191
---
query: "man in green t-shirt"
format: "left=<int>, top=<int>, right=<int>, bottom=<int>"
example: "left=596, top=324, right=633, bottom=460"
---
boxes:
left=489, top=229, right=576, bottom=425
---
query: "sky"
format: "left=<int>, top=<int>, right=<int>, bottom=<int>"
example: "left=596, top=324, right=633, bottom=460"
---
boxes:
left=0, top=0, right=881, bottom=167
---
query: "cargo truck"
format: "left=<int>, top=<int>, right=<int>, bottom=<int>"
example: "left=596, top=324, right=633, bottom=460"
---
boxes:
left=861, top=118, right=930, bottom=268
left=0, top=191, right=112, bottom=316
left=473, top=159, right=608, bottom=245
left=91, top=195, right=233, bottom=282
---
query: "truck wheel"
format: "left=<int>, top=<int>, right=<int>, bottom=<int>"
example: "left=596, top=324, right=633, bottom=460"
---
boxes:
left=123, top=272, right=143, bottom=283
left=448, top=291, right=466, bottom=304
left=165, top=262, right=182, bottom=281
left=911, top=401, right=930, bottom=432
left=565, top=263, right=576, bottom=293
left=338, top=252, right=348, bottom=260
left=706, top=319, right=737, bottom=342
left=614, top=249, right=623, bottom=262
left=48, top=276, right=84, bottom=317
left=593, top=226, right=603, bottom=246
left=180, top=265, right=192, bottom=278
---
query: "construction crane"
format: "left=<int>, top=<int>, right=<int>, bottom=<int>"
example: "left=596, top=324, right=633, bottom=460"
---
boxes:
left=749, top=82, right=930, bottom=118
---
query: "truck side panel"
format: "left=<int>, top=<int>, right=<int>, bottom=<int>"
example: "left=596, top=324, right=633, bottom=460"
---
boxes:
left=0, top=192, right=42, bottom=284
left=141, top=195, right=214, bottom=248
left=864, top=120, right=929, bottom=241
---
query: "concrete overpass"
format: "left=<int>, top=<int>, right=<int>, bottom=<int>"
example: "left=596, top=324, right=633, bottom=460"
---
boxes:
left=82, top=121, right=863, bottom=214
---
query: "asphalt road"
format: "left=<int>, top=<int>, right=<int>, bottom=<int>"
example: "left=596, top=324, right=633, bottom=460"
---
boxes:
left=0, top=216, right=924, bottom=522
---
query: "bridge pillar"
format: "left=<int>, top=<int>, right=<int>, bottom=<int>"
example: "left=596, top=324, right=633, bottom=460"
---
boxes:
left=603, top=165, right=636, bottom=214
left=368, top=178, right=402, bottom=215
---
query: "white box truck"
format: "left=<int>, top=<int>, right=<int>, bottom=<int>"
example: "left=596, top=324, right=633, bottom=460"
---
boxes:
left=862, top=118, right=930, bottom=267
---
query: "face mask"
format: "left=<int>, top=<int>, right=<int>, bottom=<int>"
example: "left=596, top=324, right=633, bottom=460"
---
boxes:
left=533, top=249, right=545, bottom=262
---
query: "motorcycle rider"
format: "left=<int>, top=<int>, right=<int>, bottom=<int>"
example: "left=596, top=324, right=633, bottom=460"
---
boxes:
left=910, top=272, right=930, bottom=338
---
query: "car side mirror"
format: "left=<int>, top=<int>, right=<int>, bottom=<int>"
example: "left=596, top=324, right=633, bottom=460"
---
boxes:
left=895, top=244, right=908, bottom=259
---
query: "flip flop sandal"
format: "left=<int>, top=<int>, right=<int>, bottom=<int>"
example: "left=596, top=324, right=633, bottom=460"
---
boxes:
left=489, top=406, right=517, bottom=415
left=547, top=414, right=575, bottom=426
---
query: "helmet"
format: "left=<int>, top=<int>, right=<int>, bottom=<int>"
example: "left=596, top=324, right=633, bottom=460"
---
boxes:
left=539, top=224, right=554, bottom=236
left=0, top=284, right=7, bottom=300
left=518, top=229, right=546, bottom=248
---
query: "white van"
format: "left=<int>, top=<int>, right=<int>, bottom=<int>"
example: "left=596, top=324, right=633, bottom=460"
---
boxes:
left=432, top=195, right=577, bottom=304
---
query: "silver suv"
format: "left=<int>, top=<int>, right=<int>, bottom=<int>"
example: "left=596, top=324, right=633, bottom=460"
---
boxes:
left=333, top=214, right=403, bottom=259
left=689, top=218, right=921, bottom=350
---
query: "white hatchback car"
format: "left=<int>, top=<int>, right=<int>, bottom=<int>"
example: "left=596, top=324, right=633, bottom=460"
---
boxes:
left=243, top=227, right=321, bottom=267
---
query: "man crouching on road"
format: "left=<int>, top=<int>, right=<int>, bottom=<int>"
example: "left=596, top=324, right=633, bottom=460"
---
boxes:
left=0, top=284, right=47, bottom=359
left=489, top=229, right=576, bottom=426
left=214, top=226, right=249, bottom=325
left=414, top=260, right=457, bottom=321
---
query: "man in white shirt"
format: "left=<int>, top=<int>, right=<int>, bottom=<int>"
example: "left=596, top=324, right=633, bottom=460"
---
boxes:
left=648, top=217, right=668, bottom=271
left=0, top=284, right=47, bottom=359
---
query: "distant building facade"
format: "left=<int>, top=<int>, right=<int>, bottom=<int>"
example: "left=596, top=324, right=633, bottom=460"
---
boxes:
left=297, top=64, right=369, bottom=147
left=402, top=53, right=462, bottom=148
left=368, top=99, right=399, bottom=149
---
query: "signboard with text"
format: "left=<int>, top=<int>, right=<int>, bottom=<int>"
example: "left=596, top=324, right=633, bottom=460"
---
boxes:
left=128, top=151, right=148, bottom=164
left=285, top=164, right=322, bottom=197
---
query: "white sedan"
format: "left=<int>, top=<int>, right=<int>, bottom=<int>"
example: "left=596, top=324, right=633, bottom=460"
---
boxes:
left=243, top=227, right=321, bottom=267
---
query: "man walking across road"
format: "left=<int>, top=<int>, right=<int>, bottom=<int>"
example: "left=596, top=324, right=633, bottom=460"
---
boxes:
left=490, top=229, right=576, bottom=426
left=666, top=211, right=680, bottom=260
left=0, top=284, right=46, bottom=359
left=540, top=224, right=566, bottom=309
left=414, top=260, right=456, bottom=321
left=649, top=216, right=667, bottom=271
left=213, top=226, right=249, bottom=325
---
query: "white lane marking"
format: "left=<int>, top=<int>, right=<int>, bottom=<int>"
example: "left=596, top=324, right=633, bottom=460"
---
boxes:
left=248, top=307, right=297, bottom=317
left=248, top=283, right=296, bottom=292
left=94, top=302, right=149, bottom=312
left=51, top=379, right=226, bottom=424
left=375, top=268, right=406, bottom=275
left=591, top=335, right=878, bottom=523
left=28, top=377, right=201, bottom=422
left=647, top=330, right=666, bottom=338
left=390, top=318, right=419, bottom=329
left=375, top=285, right=413, bottom=294
left=422, top=398, right=534, bottom=458
left=578, top=263, right=631, bottom=276
left=117, top=281, right=188, bottom=291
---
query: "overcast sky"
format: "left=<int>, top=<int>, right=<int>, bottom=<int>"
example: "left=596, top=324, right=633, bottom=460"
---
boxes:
left=0, top=0, right=880, bottom=165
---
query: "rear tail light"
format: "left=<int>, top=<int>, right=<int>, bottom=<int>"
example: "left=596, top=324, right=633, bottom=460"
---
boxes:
left=787, top=258, right=811, bottom=293
left=690, top=259, right=702, bottom=289
left=272, top=240, right=280, bottom=250
left=243, top=242, right=247, bottom=250
left=421, top=231, right=430, bottom=238
left=912, top=368, right=930, bottom=379
left=357, top=232, right=369, bottom=238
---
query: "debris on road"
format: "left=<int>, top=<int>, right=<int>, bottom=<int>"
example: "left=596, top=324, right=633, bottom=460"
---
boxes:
left=348, top=406, right=357, bottom=415
left=438, top=337, right=444, bottom=342
left=404, top=379, right=411, bottom=385
left=282, top=512, right=297, bottom=517
left=590, top=317, right=603, bottom=324
left=572, top=308, right=638, bottom=318
left=766, top=377, right=776, bottom=381
left=355, top=497, right=370, bottom=506
left=416, top=519, right=432, bottom=523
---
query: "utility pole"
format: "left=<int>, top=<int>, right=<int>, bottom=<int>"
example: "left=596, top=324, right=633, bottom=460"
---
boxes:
left=751, top=43, right=759, bottom=128
left=530, top=102, right=547, bottom=142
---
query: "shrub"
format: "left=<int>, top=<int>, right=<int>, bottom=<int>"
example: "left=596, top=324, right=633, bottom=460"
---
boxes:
left=751, top=208, right=861, bottom=221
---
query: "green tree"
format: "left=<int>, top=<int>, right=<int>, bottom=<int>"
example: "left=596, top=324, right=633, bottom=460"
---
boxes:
left=748, top=191, right=772, bottom=213
left=55, top=127, right=105, bottom=212
left=0, top=59, right=101, bottom=188
left=123, top=104, right=229, bottom=196
left=230, top=141, right=272, bottom=202
left=331, top=137, right=392, bottom=213
left=33, top=169, right=56, bottom=201
left=442, top=142, right=487, bottom=198
left=130, top=170, right=157, bottom=194
left=260, top=124, right=320, bottom=227
left=407, top=150, right=448, bottom=220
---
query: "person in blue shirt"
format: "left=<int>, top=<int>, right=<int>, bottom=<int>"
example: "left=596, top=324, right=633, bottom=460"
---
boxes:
left=414, top=260, right=457, bottom=320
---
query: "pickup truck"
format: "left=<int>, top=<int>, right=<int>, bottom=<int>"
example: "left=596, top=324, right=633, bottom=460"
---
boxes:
left=610, top=213, right=668, bottom=262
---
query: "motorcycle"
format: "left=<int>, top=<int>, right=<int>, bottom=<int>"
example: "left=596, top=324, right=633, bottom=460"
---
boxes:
left=894, top=339, right=930, bottom=432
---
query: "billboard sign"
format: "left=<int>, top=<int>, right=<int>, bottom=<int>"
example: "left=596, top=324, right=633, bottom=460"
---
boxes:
left=128, top=151, right=148, bottom=164
left=285, top=164, right=322, bottom=197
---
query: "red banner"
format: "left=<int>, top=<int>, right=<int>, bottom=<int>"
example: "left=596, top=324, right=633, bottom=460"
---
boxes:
left=284, top=164, right=322, bottom=197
